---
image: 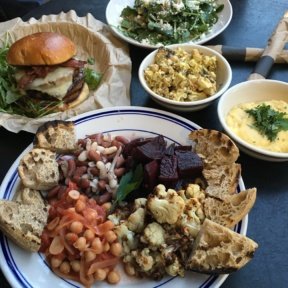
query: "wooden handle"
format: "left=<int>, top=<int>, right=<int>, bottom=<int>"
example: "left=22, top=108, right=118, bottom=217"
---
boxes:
left=206, top=45, right=288, bottom=64
left=248, top=10, right=288, bottom=80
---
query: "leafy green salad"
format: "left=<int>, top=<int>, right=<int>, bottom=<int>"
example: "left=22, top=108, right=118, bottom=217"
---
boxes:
left=119, top=0, right=224, bottom=45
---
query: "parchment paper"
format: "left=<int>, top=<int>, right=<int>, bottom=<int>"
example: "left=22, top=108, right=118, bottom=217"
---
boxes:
left=0, top=10, right=132, bottom=133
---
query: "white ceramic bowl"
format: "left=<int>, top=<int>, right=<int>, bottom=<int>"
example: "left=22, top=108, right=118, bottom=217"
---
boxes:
left=106, top=0, right=233, bottom=49
left=138, top=44, right=232, bottom=112
left=218, top=79, right=288, bottom=162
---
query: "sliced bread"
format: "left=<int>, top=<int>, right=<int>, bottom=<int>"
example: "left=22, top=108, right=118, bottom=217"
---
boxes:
left=0, top=200, right=49, bottom=252
left=186, top=219, right=258, bottom=273
left=34, top=120, right=77, bottom=153
left=189, top=129, right=239, bottom=167
left=203, top=163, right=241, bottom=200
left=18, top=148, right=60, bottom=190
left=13, top=186, right=46, bottom=207
left=203, top=188, right=257, bottom=228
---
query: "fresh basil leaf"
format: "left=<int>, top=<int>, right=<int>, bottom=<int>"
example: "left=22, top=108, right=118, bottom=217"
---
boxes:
left=110, top=163, right=144, bottom=212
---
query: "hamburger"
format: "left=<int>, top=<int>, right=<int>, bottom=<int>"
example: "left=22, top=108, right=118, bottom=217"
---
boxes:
left=6, top=32, right=90, bottom=112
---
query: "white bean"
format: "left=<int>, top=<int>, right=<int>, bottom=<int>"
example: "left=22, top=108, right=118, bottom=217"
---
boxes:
left=91, top=141, right=98, bottom=151
left=105, top=162, right=112, bottom=171
left=85, top=138, right=92, bottom=151
left=78, top=150, right=88, bottom=162
left=103, top=134, right=111, bottom=142
left=96, top=161, right=107, bottom=179
left=90, top=178, right=98, bottom=188
left=88, top=161, right=96, bottom=168
left=107, top=170, right=118, bottom=189
left=103, top=146, right=117, bottom=155
left=96, top=145, right=105, bottom=153
left=109, top=178, right=118, bottom=189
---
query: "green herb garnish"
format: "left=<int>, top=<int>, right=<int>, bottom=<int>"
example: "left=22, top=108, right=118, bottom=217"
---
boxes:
left=0, top=42, right=19, bottom=108
left=84, top=68, right=102, bottom=90
left=119, top=0, right=223, bottom=45
left=245, top=104, right=288, bottom=141
left=87, top=57, right=95, bottom=65
left=110, top=163, right=144, bottom=212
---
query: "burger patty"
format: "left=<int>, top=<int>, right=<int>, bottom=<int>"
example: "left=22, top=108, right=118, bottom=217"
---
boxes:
left=26, top=68, right=85, bottom=104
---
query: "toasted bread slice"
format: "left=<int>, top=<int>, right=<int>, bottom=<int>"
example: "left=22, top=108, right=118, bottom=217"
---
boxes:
left=0, top=200, right=49, bottom=252
left=186, top=219, right=258, bottom=274
left=34, top=120, right=77, bottom=153
left=13, top=186, right=46, bottom=207
left=189, top=129, right=239, bottom=167
left=203, top=163, right=241, bottom=200
left=203, top=188, right=257, bottom=228
left=18, top=148, right=60, bottom=190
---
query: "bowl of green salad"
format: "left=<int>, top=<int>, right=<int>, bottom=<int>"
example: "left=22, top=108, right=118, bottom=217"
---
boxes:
left=106, top=0, right=233, bottom=48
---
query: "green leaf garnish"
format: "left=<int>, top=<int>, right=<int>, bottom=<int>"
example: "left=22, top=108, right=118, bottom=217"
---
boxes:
left=245, top=104, right=288, bottom=141
left=84, top=68, right=102, bottom=90
left=110, top=164, right=144, bottom=212
left=87, top=57, right=95, bottom=65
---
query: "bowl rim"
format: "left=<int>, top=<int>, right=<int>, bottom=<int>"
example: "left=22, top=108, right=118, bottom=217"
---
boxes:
left=138, top=43, right=232, bottom=107
left=217, top=79, right=288, bottom=159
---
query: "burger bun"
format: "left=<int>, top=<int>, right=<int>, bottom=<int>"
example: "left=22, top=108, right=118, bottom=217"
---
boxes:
left=7, top=32, right=76, bottom=66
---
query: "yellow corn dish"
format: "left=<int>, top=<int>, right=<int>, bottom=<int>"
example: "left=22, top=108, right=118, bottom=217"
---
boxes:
left=144, top=47, right=217, bottom=102
left=226, top=100, right=288, bottom=153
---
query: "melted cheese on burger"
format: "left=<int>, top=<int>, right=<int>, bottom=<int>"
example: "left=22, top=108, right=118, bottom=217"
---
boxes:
left=15, top=67, right=74, bottom=100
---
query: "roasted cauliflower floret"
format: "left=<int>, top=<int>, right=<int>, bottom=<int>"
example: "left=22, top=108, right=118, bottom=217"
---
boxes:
left=154, top=184, right=167, bottom=197
left=177, top=198, right=205, bottom=237
left=133, top=248, right=155, bottom=272
left=107, top=213, right=122, bottom=226
left=141, top=222, right=166, bottom=248
left=147, top=184, right=185, bottom=224
left=179, top=183, right=206, bottom=201
left=165, top=256, right=185, bottom=277
left=114, top=223, right=138, bottom=254
left=134, top=197, right=147, bottom=209
left=127, top=207, right=146, bottom=233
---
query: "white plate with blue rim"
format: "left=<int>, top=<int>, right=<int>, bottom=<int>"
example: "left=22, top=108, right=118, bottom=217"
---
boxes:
left=0, top=106, right=247, bottom=288
left=106, top=0, right=233, bottom=49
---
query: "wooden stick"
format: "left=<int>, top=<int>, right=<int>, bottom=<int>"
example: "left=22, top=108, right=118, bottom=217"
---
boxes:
left=206, top=45, right=288, bottom=64
left=248, top=11, right=288, bottom=80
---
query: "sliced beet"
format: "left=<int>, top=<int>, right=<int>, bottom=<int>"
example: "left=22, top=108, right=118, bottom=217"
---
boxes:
left=143, top=160, right=160, bottom=191
left=174, top=145, right=193, bottom=151
left=134, top=135, right=166, bottom=163
left=175, top=150, right=203, bottom=177
left=165, top=143, right=175, bottom=156
left=159, top=155, right=178, bottom=183
left=122, top=137, right=151, bottom=158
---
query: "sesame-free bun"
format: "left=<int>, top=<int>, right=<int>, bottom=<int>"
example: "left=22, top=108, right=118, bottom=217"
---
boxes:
left=7, top=32, right=76, bottom=66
